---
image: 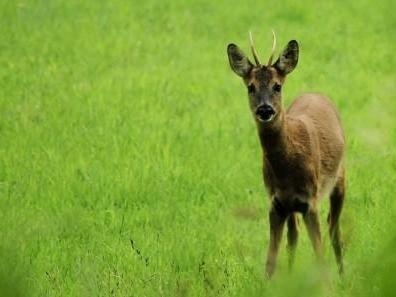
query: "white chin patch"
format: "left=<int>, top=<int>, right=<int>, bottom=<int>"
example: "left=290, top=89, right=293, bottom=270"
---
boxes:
left=257, top=114, right=274, bottom=123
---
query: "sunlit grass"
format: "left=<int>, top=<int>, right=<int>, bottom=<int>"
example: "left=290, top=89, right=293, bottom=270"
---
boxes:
left=0, top=0, right=396, bottom=296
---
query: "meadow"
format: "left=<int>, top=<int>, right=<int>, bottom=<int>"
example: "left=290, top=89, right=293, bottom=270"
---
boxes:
left=1, top=0, right=396, bottom=296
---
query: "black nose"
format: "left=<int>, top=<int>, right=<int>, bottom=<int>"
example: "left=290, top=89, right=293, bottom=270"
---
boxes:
left=256, top=104, right=275, bottom=122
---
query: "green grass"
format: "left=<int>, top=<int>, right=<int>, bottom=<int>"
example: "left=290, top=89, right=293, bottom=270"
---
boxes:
left=1, top=0, right=396, bottom=296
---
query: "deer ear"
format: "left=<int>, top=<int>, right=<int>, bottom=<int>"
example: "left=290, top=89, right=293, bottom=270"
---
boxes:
left=273, top=40, right=299, bottom=75
left=227, top=44, right=253, bottom=78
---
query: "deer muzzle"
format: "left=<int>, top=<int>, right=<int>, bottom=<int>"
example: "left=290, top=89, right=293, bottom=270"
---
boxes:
left=256, top=104, right=276, bottom=122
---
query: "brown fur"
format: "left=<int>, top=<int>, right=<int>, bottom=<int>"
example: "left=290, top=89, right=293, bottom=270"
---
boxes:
left=227, top=40, right=345, bottom=278
left=261, top=93, right=345, bottom=207
left=260, top=92, right=345, bottom=277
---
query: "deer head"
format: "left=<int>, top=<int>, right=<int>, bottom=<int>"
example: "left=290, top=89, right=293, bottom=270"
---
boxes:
left=227, top=31, right=299, bottom=126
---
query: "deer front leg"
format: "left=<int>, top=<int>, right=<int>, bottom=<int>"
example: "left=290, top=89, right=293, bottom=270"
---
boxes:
left=265, top=200, right=287, bottom=278
left=303, top=206, right=323, bottom=260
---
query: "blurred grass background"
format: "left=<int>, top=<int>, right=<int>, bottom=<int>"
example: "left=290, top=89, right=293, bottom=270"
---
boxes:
left=1, top=0, right=396, bottom=296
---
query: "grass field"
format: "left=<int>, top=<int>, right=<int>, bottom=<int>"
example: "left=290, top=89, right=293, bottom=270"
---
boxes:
left=1, top=0, right=396, bottom=296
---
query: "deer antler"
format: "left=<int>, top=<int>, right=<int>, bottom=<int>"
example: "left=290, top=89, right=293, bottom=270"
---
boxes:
left=249, top=31, right=261, bottom=66
left=267, top=29, right=276, bottom=66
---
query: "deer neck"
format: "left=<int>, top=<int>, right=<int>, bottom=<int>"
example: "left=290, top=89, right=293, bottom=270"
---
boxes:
left=257, top=110, right=289, bottom=159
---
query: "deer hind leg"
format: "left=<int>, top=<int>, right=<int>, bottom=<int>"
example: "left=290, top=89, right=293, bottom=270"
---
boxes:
left=328, top=174, right=345, bottom=274
left=265, top=200, right=287, bottom=278
left=286, top=213, right=299, bottom=270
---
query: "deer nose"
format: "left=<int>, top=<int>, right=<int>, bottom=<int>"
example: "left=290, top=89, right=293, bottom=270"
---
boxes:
left=256, top=104, right=275, bottom=122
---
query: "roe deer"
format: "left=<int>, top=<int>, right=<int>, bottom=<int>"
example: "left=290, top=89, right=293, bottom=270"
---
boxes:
left=226, top=31, right=345, bottom=278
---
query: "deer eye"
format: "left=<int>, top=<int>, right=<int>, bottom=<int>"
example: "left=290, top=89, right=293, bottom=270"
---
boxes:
left=273, top=83, right=281, bottom=92
left=247, top=84, right=255, bottom=93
